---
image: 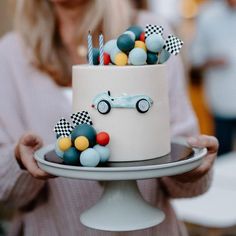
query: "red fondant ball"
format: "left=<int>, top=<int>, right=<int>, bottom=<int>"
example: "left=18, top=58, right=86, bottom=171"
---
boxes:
left=139, top=32, right=145, bottom=42
left=98, top=53, right=111, bottom=65
left=96, top=132, right=110, bottom=146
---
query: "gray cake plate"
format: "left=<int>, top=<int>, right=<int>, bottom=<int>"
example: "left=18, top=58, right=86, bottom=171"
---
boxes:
left=34, top=139, right=207, bottom=232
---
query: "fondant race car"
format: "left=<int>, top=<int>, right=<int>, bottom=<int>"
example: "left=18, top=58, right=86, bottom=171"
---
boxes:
left=92, top=91, right=153, bottom=114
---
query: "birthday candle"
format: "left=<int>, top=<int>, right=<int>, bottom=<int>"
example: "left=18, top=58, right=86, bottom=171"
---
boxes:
left=88, top=31, right=93, bottom=65
left=99, top=32, right=104, bottom=65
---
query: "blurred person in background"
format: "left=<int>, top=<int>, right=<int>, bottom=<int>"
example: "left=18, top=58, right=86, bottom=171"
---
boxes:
left=0, top=0, right=218, bottom=235
left=190, top=0, right=236, bottom=156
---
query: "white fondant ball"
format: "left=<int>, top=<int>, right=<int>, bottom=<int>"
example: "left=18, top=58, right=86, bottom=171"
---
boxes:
left=80, top=148, right=100, bottom=167
left=159, top=49, right=171, bottom=64
left=129, top=48, right=147, bottom=65
left=110, top=46, right=121, bottom=63
left=93, top=145, right=111, bottom=163
left=123, top=31, right=136, bottom=41
left=104, top=39, right=117, bottom=55
left=146, top=34, right=165, bottom=53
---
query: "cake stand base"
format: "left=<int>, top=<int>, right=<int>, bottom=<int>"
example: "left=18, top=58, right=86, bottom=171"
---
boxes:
left=80, top=180, right=165, bottom=231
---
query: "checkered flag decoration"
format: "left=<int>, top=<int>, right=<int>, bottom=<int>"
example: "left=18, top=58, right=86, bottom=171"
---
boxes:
left=71, top=111, right=93, bottom=126
left=163, top=35, right=184, bottom=56
left=145, top=24, right=164, bottom=38
left=54, top=118, right=73, bottom=137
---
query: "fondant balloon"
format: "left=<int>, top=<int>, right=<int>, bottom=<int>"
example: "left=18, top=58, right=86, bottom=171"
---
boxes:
left=57, top=136, right=72, bottom=152
left=117, top=34, right=135, bottom=53
left=129, top=48, right=147, bottom=65
left=92, top=48, right=100, bottom=65
left=127, top=26, right=143, bottom=40
left=99, top=52, right=111, bottom=65
left=71, top=124, right=97, bottom=147
left=123, top=31, right=136, bottom=41
left=158, top=49, right=171, bottom=64
left=80, top=148, right=100, bottom=167
left=96, top=132, right=110, bottom=146
left=110, top=46, right=121, bottom=63
left=147, top=52, right=158, bottom=65
left=145, top=34, right=165, bottom=53
left=104, top=39, right=117, bottom=55
left=93, top=145, right=110, bottom=163
left=75, top=136, right=89, bottom=151
left=139, top=32, right=145, bottom=42
left=63, top=147, right=80, bottom=165
left=135, top=40, right=147, bottom=51
left=55, top=143, right=64, bottom=159
left=115, top=52, right=128, bottom=66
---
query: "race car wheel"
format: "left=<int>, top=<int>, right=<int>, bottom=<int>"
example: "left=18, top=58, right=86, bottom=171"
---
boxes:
left=136, top=99, right=150, bottom=113
left=97, top=100, right=111, bottom=114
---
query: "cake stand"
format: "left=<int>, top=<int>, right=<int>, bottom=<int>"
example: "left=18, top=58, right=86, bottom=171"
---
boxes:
left=34, top=140, right=207, bottom=232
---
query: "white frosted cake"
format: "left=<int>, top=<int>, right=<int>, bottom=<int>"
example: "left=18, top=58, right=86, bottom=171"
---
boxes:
left=73, top=64, right=170, bottom=162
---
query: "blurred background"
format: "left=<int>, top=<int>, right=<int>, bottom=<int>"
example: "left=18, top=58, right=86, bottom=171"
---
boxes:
left=0, top=0, right=235, bottom=235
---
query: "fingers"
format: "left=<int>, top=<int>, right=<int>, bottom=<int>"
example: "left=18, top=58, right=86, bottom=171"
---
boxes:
left=188, top=135, right=219, bottom=154
left=172, top=135, right=218, bottom=183
left=21, top=153, right=54, bottom=180
left=20, top=132, right=43, bottom=150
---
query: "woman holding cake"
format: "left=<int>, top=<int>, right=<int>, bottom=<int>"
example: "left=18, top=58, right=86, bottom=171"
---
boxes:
left=0, top=0, right=218, bottom=235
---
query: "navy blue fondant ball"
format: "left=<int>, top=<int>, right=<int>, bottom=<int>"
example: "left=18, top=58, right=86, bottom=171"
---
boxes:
left=71, top=124, right=97, bottom=147
left=63, top=147, right=80, bottom=165
left=127, top=26, right=143, bottom=40
left=147, top=52, right=158, bottom=65
left=117, top=34, right=135, bottom=53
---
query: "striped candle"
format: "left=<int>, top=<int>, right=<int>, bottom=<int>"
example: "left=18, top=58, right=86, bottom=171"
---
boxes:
left=99, top=32, right=104, bottom=65
left=88, top=31, right=93, bottom=65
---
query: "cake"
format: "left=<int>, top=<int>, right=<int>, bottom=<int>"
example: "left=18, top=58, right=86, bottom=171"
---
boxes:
left=73, top=64, right=170, bottom=162
left=53, top=25, right=183, bottom=166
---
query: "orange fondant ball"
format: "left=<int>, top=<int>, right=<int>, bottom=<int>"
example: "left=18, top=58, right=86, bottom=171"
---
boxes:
left=96, top=132, right=110, bottom=146
left=140, top=32, right=145, bottom=42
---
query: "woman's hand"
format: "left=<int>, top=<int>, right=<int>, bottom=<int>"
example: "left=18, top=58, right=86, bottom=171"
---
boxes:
left=172, top=135, right=219, bottom=183
left=15, top=132, right=55, bottom=180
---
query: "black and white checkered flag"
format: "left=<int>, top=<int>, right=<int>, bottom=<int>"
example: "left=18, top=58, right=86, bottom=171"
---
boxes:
left=163, top=35, right=183, bottom=55
left=54, top=118, right=73, bottom=137
left=71, top=111, right=93, bottom=126
left=145, top=24, right=164, bottom=38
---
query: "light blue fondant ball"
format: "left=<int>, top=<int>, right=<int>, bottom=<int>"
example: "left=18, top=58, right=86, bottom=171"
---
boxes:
left=129, top=48, right=147, bottom=65
left=146, top=34, right=165, bottom=53
left=159, top=49, right=171, bottom=64
left=55, top=143, right=64, bottom=159
left=80, top=148, right=100, bottom=167
left=123, top=31, right=136, bottom=41
left=110, top=46, right=121, bottom=63
left=104, top=39, right=117, bottom=55
left=93, top=145, right=111, bottom=163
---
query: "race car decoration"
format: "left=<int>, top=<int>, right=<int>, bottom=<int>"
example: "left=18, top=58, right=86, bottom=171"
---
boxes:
left=92, top=91, right=153, bottom=114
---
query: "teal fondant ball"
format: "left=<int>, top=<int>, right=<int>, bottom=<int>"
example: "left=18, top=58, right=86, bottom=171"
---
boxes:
left=129, top=48, right=147, bottom=65
left=92, top=48, right=100, bottom=65
left=104, top=39, right=117, bottom=55
left=147, top=52, right=158, bottom=65
left=123, top=31, right=136, bottom=41
left=93, top=145, right=110, bottom=163
left=146, top=34, right=165, bottom=53
left=63, top=147, right=80, bottom=165
left=127, top=26, right=143, bottom=40
left=80, top=148, right=100, bottom=167
left=71, top=124, right=97, bottom=147
left=110, top=46, right=121, bottom=63
left=117, top=34, right=135, bottom=53
left=159, top=49, right=171, bottom=64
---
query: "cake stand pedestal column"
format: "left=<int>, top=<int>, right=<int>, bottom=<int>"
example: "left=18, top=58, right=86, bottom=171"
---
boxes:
left=80, top=180, right=165, bottom=231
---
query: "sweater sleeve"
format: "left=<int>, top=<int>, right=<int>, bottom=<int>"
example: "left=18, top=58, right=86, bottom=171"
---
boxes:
left=0, top=35, right=46, bottom=208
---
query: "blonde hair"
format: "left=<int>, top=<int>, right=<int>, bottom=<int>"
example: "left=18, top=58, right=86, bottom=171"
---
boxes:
left=14, top=0, right=135, bottom=86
